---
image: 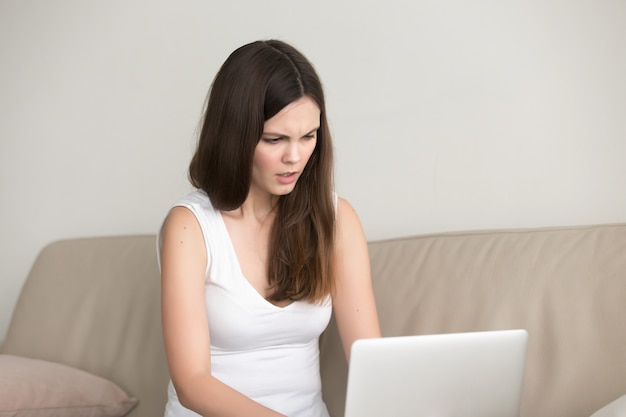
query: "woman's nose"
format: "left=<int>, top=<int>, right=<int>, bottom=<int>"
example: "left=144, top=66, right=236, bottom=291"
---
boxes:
left=283, top=142, right=301, bottom=164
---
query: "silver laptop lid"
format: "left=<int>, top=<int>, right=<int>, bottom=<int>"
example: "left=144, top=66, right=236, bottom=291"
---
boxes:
left=344, top=329, right=528, bottom=417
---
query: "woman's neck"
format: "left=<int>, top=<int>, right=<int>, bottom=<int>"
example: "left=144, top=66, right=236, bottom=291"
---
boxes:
left=222, top=191, right=277, bottom=225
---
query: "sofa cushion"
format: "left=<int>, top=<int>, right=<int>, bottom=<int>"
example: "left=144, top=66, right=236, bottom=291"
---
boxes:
left=0, top=354, right=137, bottom=417
left=0, top=235, right=168, bottom=417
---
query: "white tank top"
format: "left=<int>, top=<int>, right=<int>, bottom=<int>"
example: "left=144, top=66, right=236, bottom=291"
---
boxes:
left=159, top=190, right=332, bottom=417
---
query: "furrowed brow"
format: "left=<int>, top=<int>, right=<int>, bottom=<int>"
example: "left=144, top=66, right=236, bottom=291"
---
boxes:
left=262, top=126, right=319, bottom=139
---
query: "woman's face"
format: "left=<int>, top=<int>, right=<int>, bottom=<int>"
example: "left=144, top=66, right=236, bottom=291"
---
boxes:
left=251, top=95, right=320, bottom=199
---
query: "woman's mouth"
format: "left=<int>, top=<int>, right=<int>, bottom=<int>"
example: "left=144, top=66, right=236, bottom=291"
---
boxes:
left=276, top=172, right=298, bottom=185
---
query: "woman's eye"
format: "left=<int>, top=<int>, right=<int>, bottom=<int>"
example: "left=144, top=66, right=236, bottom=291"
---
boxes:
left=263, top=138, right=281, bottom=144
left=303, top=134, right=316, bottom=140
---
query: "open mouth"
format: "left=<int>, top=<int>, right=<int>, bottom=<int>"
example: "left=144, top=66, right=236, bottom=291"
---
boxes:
left=276, top=171, right=299, bottom=185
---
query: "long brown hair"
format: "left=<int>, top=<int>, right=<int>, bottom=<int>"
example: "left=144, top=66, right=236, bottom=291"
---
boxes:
left=189, top=40, right=335, bottom=303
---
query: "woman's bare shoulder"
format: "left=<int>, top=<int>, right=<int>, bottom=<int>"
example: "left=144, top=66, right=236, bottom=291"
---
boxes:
left=335, top=196, right=363, bottom=232
left=161, top=205, right=206, bottom=264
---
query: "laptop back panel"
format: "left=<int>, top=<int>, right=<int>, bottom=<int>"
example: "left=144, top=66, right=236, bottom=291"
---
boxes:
left=344, top=329, right=528, bottom=417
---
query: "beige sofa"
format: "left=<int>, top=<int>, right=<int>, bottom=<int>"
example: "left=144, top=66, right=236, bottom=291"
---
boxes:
left=1, top=223, right=625, bottom=417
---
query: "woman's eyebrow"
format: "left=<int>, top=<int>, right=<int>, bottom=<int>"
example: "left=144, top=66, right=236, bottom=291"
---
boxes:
left=304, top=127, right=320, bottom=136
left=262, top=127, right=320, bottom=138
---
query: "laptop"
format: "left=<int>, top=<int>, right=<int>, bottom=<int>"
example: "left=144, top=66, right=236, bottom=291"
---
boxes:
left=344, top=329, right=528, bottom=417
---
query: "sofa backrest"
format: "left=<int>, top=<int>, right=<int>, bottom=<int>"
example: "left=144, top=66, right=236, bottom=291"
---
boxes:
left=5, top=224, right=626, bottom=417
left=321, top=223, right=626, bottom=417
left=1, top=235, right=168, bottom=417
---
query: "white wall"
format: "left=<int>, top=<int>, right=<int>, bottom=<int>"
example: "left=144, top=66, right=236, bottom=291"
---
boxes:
left=1, top=0, right=625, bottom=340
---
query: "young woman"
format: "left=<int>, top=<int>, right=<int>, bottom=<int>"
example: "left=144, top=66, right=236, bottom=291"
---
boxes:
left=159, top=39, right=380, bottom=417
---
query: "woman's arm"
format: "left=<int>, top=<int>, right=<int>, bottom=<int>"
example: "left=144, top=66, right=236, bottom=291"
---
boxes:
left=160, top=206, right=286, bottom=417
left=332, top=198, right=381, bottom=362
